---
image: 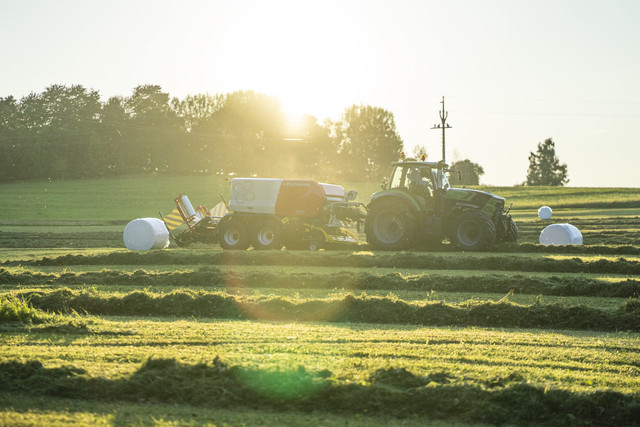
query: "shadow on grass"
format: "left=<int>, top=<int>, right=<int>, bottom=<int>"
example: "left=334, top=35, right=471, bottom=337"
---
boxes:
left=0, top=358, right=638, bottom=426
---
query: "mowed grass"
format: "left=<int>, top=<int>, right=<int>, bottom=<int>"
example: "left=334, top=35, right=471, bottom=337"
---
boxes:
left=3, top=318, right=639, bottom=394
left=1, top=177, right=640, bottom=425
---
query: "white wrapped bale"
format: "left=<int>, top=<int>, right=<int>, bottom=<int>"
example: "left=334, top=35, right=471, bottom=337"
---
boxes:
left=539, top=223, right=583, bottom=246
left=123, top=218, right=170, bottom=250
left=538, top=206, right=553, bottom=220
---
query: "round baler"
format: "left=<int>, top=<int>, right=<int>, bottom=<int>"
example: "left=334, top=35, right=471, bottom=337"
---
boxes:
left=218, top=178, right=365, bottom=250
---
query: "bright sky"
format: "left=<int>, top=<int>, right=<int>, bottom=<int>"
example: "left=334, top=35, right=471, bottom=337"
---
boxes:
left=2, top=0, right=640, bottom=187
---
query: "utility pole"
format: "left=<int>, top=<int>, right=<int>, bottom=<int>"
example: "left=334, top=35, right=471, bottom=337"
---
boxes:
left=431, top=96, right=452, bottom=163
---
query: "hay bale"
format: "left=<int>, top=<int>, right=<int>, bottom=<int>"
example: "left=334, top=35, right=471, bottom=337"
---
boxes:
left=539, top=223, right=583, bottom=246
left=538, top=206, right=553, bottom=220
left=123, top=218, right=170, bottom=250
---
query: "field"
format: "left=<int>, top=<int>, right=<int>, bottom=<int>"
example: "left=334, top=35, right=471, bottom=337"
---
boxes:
left=1, top=176, right=640, bottom=425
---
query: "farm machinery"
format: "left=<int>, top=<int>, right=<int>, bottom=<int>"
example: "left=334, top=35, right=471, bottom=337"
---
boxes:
left=160, top=179, right=366, bottom=250
left=365, top=158, right=518, bottom=251
left=160, top=163, right=516, bottom=251
left=157, top=96, right=516, bottom=251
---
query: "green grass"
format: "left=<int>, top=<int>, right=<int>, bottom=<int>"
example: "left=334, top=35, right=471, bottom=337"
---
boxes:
left=1, top=175, right=638, bottom=223
left=479, top=186, right=640, bottom=210
left=0, top=175, right=375, bottom=222
left=2, top=177, right=640, bottom=425
left=3, top=318, right=639, bottom=393
left=0, top=393, right=442, bottom=427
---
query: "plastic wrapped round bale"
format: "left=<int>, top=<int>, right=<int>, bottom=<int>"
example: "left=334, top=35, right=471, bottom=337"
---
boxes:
left=123, top=218, right=170, bottom=250
left=538, top=206, right=552, bottom=220
left=539, top=223, right=583, bottom=246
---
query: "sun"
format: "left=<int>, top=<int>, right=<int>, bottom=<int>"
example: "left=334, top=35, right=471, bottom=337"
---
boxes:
left=208, top=1, right=377, bottom=122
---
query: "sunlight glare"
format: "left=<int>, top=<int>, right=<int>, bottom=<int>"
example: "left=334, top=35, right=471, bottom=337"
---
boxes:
left=207, top=0, right=378, bottom=120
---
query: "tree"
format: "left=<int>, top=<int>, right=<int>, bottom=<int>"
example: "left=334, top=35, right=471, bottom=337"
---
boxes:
left=0, top=96, right=20, bottom=181
left=124, top=84, right=181, bottom=174
left=192, top=90, right=287, bottom=176
left=410, top=145, right=428, bottom=161
left=14, top=84, right=102, bottom=180
left=331, top=105, right=404, bottom=181
left=525, top=138, right=569, bottom=186
left=449, top=159, right=485, bottom=185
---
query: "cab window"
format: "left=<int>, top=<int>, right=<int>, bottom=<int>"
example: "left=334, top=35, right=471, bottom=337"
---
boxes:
left=389, top=166, right=405, bottom=189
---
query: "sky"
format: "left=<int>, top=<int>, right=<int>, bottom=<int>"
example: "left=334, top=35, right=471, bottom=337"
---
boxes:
left=2, top=0, right=640, bottom=187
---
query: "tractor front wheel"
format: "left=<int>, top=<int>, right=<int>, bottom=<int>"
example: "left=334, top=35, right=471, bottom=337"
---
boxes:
left=218, top=219, right=250, bottom=250
left=365, top=200, right=417, bottom=250
left=449, top=210, right=496, bottom=251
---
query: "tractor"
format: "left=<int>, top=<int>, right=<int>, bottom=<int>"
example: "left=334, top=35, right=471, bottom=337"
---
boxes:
left=365, top=159, right=517, bottom=251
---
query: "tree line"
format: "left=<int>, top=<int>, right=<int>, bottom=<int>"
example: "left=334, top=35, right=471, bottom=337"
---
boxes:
left=0, top=84, right=404, bottom=183
left=0, top=83, right=568, bottom=186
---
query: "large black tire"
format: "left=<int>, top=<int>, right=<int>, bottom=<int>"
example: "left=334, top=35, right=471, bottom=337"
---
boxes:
left=448, top=210, right=496, bottom=251
left=365, top=199, right=417, bottom=250
left=218, top=219, right=250, bottom=250
left=251, top=218, right=283, bottom=250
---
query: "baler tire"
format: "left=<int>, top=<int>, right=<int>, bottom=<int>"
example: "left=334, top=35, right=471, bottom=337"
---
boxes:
left=251, top=218, right=283, bottom=250
left=449, top=210, right=496, bottom=251
left=218, top=219, right=250, bottom=250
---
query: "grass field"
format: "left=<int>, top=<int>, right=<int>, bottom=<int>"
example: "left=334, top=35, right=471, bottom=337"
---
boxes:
left=1, top=176, right=640, bottom=425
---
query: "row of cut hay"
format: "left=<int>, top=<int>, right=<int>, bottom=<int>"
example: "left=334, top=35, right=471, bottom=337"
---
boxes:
left=13, top=288, right=640, bottom=332
left=3, top=268, right=639, bottom=298
left=7, top=251, right=640, bottom=275
left=1, top=357, right=638, bottom=425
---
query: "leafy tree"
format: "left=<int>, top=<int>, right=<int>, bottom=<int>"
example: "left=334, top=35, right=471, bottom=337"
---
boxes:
left=525, top=138, right=569, bottom=186
left=124, top=84, right=181, bottom=174
left=99, top=96, right=130, bottom=175
left=449, top=159, right=485, bottom=185
left=0, top=96, right=20, bottom=181
left=171, top=93, right=224, bottom=132
left=15, top=84, right=102, bottom=179
left=332, top=105, right=404, bottom=181
left=193, top=91, right=286, bottom=176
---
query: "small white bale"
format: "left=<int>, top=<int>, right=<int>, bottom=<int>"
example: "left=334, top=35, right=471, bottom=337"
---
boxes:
left=123, top=218, right=170, bottom=250
left=539, top=223, right=583, bottom=246
left=538, top=206, right=553, bottom=220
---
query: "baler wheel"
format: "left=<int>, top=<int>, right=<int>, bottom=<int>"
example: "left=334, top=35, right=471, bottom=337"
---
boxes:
left=219, top=219, right=250, bottom=250
left=251, top=218, right=283, bottom=250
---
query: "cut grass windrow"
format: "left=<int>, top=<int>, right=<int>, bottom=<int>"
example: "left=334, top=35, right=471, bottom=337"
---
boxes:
left=13, top=288, right=640, bottom=332
left=5, top=251, right=640, bottom=275
left=2, top=267, right=639, bottom=298
left=0, top=358, right=637, bottom=426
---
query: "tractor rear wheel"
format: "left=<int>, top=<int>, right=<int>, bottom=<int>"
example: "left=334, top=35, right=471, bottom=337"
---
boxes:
left=365, top=200, right=417, bottom=250
left=218, top=219, right=250, bottom=250
left=449, top=210, right=496, bottom=251
left=251, top=218, right=283, bottom=250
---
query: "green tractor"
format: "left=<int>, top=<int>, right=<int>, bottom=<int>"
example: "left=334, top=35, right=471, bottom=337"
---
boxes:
left=365, top=159, right=517, bottom=251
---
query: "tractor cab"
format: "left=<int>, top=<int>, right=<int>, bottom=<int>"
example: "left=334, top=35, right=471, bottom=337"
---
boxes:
left=388, top=161, right=450, bottom=192
left=387, top=161, right=450, bottom=210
